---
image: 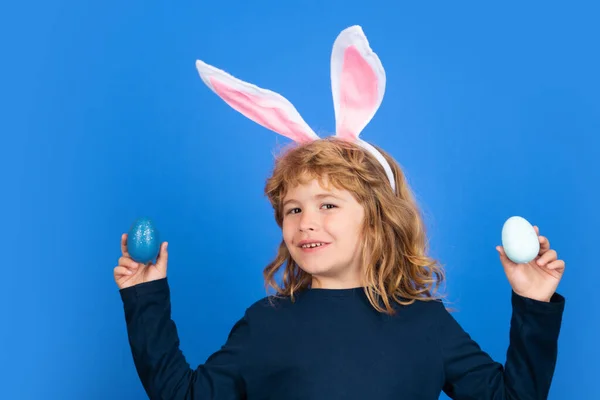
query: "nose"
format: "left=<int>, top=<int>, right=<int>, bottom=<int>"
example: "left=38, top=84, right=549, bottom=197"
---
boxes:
left=299, top=209, right=319, bottom=232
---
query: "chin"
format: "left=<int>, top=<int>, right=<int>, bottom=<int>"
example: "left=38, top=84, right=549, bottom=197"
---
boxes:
left=295, top=259, right=342, bottom=277
left=299, top=265, right=334, bottom=276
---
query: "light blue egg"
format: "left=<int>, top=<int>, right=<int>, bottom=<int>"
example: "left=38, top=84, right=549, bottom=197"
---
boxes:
left=127, top=217, right=160, bottom=264
left=501, top=216, right=539, bottom=264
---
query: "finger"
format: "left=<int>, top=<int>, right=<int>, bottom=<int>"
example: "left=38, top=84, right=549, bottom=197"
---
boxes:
left=119, top=256, right=141, bottom=271
left=114, top=266, right=133, bottom=277
left=546, top=259, right=565, bottom=271
left=527, top=258, right=559, bottom=279
left=121, top=233, right=129, bottom=257
left=155, top=242, right=169, bottom=272
left=536, top=249, right=557, bottom=266
left=533, top=225, right=539, bottom=235
left=538, top=235, right=551, bottom=253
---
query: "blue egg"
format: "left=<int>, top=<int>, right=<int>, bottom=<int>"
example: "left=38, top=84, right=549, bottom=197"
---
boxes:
left=127, top=217, right=160, bottom=264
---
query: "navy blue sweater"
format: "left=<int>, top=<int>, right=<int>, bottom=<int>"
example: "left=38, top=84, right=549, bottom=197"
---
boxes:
left=120, top=278, right=564, bottom=399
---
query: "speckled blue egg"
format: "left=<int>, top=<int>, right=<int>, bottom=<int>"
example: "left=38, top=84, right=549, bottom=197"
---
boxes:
left=127, top=217, right=160, bottom=264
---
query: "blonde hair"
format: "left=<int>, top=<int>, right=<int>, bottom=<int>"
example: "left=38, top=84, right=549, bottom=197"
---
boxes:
left=263, top=137, right=445, bottom=314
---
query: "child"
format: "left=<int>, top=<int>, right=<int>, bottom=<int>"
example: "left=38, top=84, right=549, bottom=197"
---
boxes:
left=115, top=26, right=565, bottom=399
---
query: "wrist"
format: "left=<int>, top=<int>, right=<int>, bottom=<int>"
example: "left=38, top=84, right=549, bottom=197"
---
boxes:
left=513, top=289, right=552, bottom=303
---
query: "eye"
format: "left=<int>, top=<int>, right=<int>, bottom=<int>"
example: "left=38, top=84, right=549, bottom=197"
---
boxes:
left=286, top=207, right=301, bottom=215
left=321, top=203, right=337, bottom=210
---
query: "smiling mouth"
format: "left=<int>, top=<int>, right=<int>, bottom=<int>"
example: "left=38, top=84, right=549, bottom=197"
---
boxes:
left=299, top=242, right=330, bottom=252
left=301, top=242, right=327, bottom=248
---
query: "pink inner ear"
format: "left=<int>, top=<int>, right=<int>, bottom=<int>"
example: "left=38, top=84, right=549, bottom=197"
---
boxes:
left=210, top=78, right=314, bottom=143
left=336, top=45, right=378, bottom=140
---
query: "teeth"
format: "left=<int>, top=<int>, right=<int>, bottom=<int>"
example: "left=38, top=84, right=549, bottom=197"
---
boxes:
left=302, top=243, right=325, bottom=248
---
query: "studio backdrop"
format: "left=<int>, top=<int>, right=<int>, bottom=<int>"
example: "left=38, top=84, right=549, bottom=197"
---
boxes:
left=2, top=1, right=597, bottom=398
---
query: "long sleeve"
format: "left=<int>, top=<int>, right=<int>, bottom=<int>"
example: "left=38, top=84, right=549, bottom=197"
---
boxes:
left=119, top=278, right=248, bottom=400
left=440, top=291, right=565, bottom=400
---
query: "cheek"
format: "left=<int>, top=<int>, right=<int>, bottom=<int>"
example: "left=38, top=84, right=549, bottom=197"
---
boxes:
left=281, top=220, right=295, bottom=246
left=344, top=218, right=365, bottom=244
left=329, top=217, right=361, bottom=241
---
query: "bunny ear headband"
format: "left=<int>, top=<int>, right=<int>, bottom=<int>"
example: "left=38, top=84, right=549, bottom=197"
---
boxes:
left=195, top=25, right=395, bottom=192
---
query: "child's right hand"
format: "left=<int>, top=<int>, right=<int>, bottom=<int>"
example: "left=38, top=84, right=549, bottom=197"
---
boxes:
left=114, top=233, right=169, bottom=290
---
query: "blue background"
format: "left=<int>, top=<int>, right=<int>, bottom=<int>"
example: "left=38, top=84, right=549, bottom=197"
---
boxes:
left=2, top=1, right=598, bottom=398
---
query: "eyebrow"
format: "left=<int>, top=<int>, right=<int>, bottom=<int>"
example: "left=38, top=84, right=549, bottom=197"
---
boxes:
left=282, top=193, right=344, bottom=208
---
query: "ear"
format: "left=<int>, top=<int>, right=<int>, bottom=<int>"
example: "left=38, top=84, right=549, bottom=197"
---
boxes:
left=196, top=60, right=320, bottom=144
left=330, top=26, right=386, bottom=140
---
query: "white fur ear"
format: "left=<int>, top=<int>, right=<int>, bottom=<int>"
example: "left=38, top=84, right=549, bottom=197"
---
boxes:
left=331, top=26, right=386, bottom=140
left=196, top=60, right=320, bottom=143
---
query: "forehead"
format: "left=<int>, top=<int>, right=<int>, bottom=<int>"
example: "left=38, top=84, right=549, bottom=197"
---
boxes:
left=283, top=175, right=347, bottom=200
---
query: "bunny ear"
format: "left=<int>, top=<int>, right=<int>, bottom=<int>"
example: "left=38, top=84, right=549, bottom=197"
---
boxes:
left=196, top=60, right=320, bottom=144
left=331, top=26, right=386, bottom=140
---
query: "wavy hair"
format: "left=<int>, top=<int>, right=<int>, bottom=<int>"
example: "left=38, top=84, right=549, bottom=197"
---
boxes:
left=263, top=137, right=445, bottom=314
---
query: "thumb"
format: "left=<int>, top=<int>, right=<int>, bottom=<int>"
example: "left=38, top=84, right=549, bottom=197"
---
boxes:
left=155, top=242, right=169, bottom=272
left=496, top=245, right=514, bottom=268
left=496, top=245, right=507, bottom=260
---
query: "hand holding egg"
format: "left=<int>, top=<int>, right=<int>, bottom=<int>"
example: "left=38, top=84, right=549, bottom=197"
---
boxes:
left=114, top=217, right=169, bottom=290
left=496, top=216, right=565, bottom=302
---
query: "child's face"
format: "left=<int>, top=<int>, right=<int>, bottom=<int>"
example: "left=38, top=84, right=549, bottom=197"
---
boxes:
left=281, top=177, right=365, bottom=289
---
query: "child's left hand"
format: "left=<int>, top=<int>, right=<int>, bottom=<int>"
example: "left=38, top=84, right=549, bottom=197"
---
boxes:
left=496, top=226, right=565, bottom=302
